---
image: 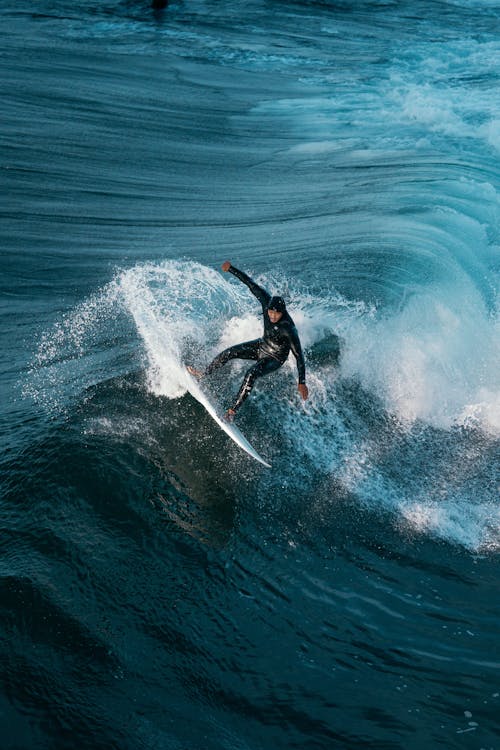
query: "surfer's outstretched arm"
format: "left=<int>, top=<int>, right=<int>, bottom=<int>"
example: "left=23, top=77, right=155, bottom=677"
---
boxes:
left=222, top=262, right=271, bottom=309
left=289, top=326, right=309, bottom=400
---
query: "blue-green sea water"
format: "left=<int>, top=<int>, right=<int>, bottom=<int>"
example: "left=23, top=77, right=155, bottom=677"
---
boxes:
left=1, top=1, right=499, bottom=748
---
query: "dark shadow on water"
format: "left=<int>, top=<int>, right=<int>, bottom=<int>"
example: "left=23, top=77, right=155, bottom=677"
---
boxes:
left=4, top=370, right=242, bottom=558
left=306, top=330, right=342, bottom=368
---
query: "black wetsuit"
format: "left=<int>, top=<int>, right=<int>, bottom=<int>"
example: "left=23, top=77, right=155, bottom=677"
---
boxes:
left=205, top=265, right=306, bottom=412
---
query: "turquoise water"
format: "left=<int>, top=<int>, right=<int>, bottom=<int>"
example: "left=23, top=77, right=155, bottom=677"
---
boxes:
left=2, top=1, right=499, bottom=747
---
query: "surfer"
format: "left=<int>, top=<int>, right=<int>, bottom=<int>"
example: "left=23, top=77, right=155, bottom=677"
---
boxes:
left=188, top=262, right=309, bottom=421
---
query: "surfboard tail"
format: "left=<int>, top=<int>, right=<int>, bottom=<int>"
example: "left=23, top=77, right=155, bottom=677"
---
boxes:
left=184, top=368, right=271, bottom=468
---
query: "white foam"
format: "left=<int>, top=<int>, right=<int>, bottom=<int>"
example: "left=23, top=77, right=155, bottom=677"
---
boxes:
left=399, top=498, right=500, bottom=552
left=28, top=258, right=499, bottom=438
left=342, top=284, right=500, bottom=435
left=25, top=259, right=499, bottom=550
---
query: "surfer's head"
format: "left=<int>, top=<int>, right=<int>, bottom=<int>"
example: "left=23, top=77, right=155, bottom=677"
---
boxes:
left=267, top=296, right=286, bottom=323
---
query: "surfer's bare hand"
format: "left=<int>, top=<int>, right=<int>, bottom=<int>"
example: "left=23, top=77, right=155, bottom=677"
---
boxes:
left=187, top=365, right=203, bottom=379
left=221, top=261, right=231, bottom=272
left=225, top=408, right=236, bottom=422
left=298, top=383, right=309, bottom=400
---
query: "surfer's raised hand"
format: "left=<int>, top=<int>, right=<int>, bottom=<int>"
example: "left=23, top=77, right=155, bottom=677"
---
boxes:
left=221, top=261, right=231, bottom=272
left=298, top=383, right=309, bottom=401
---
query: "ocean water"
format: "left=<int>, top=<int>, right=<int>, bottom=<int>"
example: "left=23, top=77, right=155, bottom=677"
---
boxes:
left=1, top=0, right=499, bottom=747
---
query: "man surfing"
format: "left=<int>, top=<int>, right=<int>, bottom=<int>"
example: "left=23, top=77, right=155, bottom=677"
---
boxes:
left=188, top=262, right=309, bottom=421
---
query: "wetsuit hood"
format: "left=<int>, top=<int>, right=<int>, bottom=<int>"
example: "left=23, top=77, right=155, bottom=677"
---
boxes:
left=267, top=295, right=286, bottom=313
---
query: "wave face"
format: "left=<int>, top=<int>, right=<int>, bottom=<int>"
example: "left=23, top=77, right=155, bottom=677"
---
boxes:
left=2, top=1, right=500, bottom=749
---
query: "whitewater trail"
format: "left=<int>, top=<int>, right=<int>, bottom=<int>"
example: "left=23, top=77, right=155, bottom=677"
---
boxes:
left=24, top=259, right=500, bottom=551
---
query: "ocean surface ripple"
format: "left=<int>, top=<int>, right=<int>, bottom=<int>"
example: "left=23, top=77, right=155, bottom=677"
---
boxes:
left=1, top=1, right=499, bottom=748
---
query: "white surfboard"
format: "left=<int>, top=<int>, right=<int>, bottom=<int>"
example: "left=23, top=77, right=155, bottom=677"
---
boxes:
left=184, top=368, right=271, bottom=468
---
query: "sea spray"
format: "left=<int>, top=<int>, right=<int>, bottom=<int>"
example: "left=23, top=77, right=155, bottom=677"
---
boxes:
left=24, top=259, right=499, bottom=549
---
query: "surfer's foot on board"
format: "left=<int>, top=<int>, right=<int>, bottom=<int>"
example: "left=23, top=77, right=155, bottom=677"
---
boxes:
left=187, top=365, right=204, bottom=379
left=224, top=408, right=236, bottom=423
